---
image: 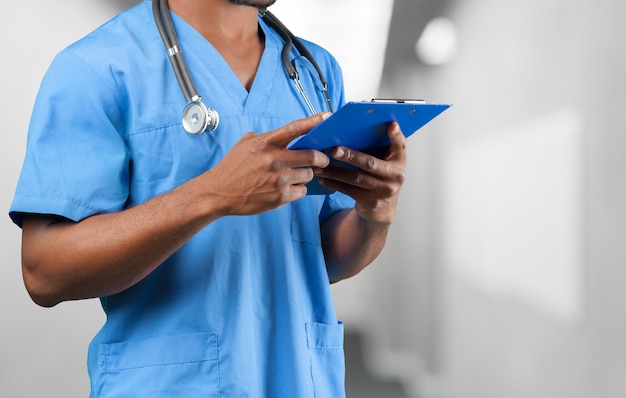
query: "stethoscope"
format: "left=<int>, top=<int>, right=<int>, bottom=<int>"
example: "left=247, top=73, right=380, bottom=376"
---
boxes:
left=152, top=0, right=333, bottom=135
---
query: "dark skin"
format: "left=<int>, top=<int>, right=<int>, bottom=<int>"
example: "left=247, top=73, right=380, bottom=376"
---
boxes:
left=171, top=0, right=268, bottom=90
left=21, top=0, right=407, bottom=307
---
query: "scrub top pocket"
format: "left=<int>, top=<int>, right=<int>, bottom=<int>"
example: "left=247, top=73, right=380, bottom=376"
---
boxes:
left=95, top=333, right=221, bottom=397
left=305, top=322, right=346, bottom=398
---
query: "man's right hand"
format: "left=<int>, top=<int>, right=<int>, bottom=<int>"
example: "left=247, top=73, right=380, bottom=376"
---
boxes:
left=202, top=112, right=332, bottom=216
left=20, top=113, right=331, bottom=307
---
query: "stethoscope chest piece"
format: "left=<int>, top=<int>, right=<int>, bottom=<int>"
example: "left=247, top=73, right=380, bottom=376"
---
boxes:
left=182, top=99, right=219, bottom=135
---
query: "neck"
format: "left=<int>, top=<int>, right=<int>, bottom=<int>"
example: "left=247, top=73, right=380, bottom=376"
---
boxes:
left=167, top=0, right=261, bottom=44
left=165, top=0, right=265, bottom=92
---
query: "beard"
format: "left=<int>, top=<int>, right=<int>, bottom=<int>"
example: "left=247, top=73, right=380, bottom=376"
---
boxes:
left=228, top=0, right=276, bottom=7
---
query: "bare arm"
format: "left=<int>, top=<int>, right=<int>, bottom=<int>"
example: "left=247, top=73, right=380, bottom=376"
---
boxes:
left=317, top=122, right=407, bottom=282
left=21, top=114, right=331, bottom=307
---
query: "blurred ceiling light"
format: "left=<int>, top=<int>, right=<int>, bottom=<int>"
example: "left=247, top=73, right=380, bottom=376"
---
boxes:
left=415, top=17, right=458, bottom=66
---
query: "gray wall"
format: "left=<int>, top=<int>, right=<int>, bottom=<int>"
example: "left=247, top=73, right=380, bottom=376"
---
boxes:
left=1, top=2, right=139, bottom=397
left=373, top=0, right=626, bottom=397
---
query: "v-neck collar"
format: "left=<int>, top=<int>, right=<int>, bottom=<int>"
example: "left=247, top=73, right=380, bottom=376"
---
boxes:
left=168, top=10, right=283, bottom=115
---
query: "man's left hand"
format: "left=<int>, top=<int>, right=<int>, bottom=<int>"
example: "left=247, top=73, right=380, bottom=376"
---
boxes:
left=313, top=122, right=407, bottom=224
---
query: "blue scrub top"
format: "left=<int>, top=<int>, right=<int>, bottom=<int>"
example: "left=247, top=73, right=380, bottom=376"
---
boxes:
left=10, top=2, right=354, bottom=397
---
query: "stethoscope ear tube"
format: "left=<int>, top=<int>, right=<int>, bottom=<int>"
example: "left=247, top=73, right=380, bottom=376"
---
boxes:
left=260, top=9, right=333, bottom=113
left=153, top=0, right=188, bottom=100
left=154, top=2, right=332, bottom=135
left=153, top=0, right=218, bottom=134
left=158, top=0, right=198, bottom=102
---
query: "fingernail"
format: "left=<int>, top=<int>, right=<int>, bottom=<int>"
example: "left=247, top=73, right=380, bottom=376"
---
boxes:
left=334, top=147, right=344, bottom=158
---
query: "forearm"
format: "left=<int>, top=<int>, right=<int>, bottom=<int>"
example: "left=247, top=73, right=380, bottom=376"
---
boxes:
left=321, top=208, right=391, bottom=283
left=316, top=122, right=406, bottom=283
left=22, top=175, right=226, bottom=307
left=20, top=115, right=332, bottom=307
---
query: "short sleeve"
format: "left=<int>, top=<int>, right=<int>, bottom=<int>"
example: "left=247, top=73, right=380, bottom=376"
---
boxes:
left=319, top=192, right=355, bottom=224
left=9, top=49, right=130, bottom=227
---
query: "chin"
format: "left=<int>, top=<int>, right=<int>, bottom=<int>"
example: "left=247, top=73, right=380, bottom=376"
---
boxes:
left=228, top=0, right=277, bottom=8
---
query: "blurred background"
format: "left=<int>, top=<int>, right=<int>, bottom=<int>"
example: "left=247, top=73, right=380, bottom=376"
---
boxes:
left=2, top=0, right=625, bottom=397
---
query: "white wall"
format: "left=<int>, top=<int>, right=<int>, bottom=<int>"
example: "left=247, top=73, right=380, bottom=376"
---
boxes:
left=270, top=0, right=394, bottom=101
left=377, top=0, right=626, bottom=397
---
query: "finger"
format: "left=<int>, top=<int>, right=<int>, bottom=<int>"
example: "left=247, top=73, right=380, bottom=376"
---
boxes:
left=287, top=183, right=308, bottom=201
left=331, top=146, right=386, bottom=175
left=385, top=122, right=407, bottom=162
left=284, top=148, right=330, bottom=169
left=279, top=170, right=314, bottom=202
left=317, top=175, right=368, bottom=199
left=284, top=166, right=316, bottom=186
left=271, top=149, right=330, bottom=173
left=317, top=166, right=377, bottom=191
left=269, top=112, right=332, bottom=147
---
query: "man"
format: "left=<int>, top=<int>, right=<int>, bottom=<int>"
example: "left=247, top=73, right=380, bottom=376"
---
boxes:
left=10, top=0, right=406, bottom=396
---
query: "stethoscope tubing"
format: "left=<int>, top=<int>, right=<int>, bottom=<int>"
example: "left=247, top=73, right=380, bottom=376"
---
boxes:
left=153, top=0, right=197, bottom=102
left=259, top=9, right=333, bottom=114
left=153, top=0, right=332, bottom=134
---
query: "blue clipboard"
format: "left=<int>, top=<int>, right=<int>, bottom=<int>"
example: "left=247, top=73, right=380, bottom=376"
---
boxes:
left=288, top=100, right=451, bottom=195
